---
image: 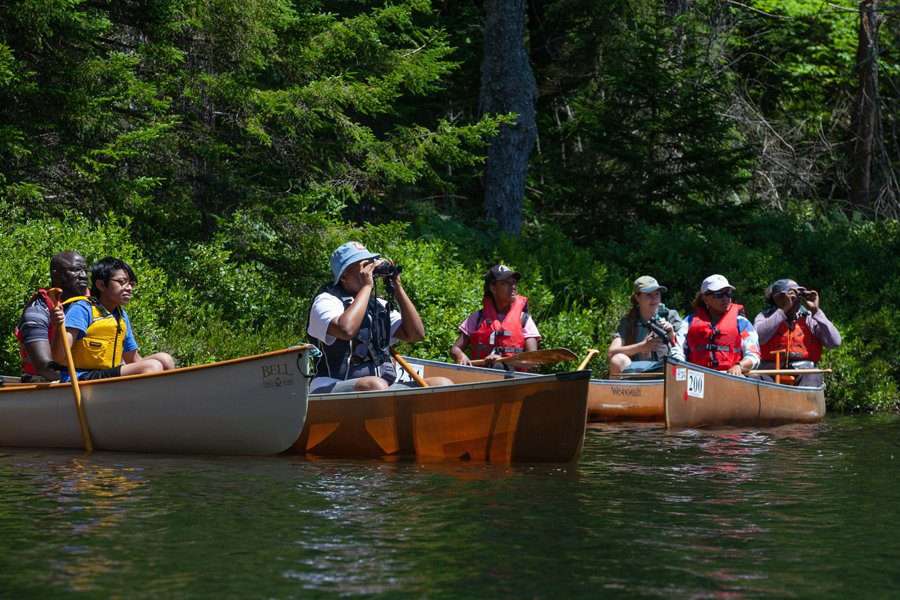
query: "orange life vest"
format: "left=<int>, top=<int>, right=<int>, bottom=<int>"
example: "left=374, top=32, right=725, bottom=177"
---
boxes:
left=14, top=289, right=56, bottom=376
left=469, top=295, right=528, bottom=360
left=686, top=303, right=744, bottom=371
left=760, top=318, right=822, bottom=363
left=15, top=292, right=90, bottom=376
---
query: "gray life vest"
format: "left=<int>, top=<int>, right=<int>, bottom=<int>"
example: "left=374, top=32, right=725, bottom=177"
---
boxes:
left=307, top=283, right=393, bottom=381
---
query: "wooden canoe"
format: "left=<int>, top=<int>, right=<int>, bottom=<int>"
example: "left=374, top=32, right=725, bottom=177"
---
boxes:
left=664, top=359, right=826, bottom=428
left=0, top=346, right=314, bottom=455
left=405, top=357, right=664, bottom=423
left=290, top=370, right=590, bottom=462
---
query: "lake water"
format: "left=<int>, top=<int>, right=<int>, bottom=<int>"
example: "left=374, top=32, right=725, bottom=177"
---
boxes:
left=2, top=415, right=899, bottom=598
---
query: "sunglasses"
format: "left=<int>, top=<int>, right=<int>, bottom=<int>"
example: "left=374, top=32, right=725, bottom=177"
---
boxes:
left=705, top=289, right=732, bottom=299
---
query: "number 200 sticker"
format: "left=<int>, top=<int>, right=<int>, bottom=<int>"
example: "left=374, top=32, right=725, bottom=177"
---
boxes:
left=686, top=370, right=705, bottom=399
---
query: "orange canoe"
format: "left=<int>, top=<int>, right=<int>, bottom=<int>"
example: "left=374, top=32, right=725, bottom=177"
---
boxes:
left=289, top=370, right=590, bottom=462
left=410, top=358, right=663, bottom=423
left=664, top=359, right=826, bottom=428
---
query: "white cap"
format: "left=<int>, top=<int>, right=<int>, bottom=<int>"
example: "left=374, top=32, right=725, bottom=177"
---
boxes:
left=700, top=274, right=735, bottom=293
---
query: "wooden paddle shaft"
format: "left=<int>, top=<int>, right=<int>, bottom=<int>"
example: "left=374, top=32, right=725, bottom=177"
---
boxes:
left=750, top=368, right=832, bottom=376
left=577, top=349, right=599, bottom=371
left=390, top=348, right=428, bottom=387
left=48, top=288, right=93, bottom=453
left=615, top=368, right=832, bottom=378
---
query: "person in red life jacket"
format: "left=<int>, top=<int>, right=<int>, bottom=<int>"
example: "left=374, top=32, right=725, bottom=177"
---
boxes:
left=450, top=264, right=541, bottom=368
left=15, top=251, right=89, bottom=382
left=678, top=274, right=760, bottom=377
left=753, top=278, right=841, bottom=386
left=607, top=275, right=685, bottom=376
left=306, top=242, right=452, bottom=393
left=50, top=257, right=176, bottom=381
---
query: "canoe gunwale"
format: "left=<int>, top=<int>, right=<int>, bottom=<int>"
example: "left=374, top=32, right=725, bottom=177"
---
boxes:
left=0, top=345, right=315, bottom=397
left=404, top=355, right=666, bottom=388
left=401, top=356, right=537, bottom=379
left=663, top=358, right=826, bottom=393
left=311, top=369, right=590, bottom=401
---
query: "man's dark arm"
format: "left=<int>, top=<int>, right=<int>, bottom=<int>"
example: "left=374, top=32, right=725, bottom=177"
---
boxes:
left=23, top=340, right=61, bottom=380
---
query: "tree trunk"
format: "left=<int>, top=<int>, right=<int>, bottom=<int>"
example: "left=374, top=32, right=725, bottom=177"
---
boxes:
left=479, top=0, right=537, bottom=235
left=665, top=0, right=691, bottom=17
left=849, top=0, right=881, bottom=210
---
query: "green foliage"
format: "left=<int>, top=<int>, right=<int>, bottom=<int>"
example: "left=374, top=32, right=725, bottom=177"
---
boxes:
left=527, top=0, right=753, bottom=232
left=0, top=0, right=897, bottom=416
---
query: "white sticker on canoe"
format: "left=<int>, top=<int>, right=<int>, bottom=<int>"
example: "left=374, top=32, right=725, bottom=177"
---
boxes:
left=687, top=370, right=704, bottom=398
left=675, top=368, right=687, bottom=381
left=394, top=361, right=424, bottom=383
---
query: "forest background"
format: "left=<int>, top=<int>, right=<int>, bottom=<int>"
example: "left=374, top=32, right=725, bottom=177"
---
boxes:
left=0, top=0, right=897, bottom=410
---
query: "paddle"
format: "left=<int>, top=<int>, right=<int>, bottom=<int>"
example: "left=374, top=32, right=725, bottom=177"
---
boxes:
left=577, top=348, right=600, bottom=371
left=470, top=348, right=577, bottom=369
left=612, top=368, right=833, bottom=379
left=48, top=288, right=93, bottom=453
left=749, top=368, right=832, bottom=376
left=390, top=348, right=429, bottom=387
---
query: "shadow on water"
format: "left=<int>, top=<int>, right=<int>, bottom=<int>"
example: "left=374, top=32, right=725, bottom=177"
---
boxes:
left=1, top=415, right=899, bottom=597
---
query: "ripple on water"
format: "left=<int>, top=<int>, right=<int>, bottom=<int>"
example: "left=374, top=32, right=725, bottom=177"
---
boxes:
left=1, top=416, right=900, bottom=597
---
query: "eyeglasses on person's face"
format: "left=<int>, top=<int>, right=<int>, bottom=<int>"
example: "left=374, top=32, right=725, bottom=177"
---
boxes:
left=109, top=277, right=136, bottom=289
left=705, top=289, right=732, bottom=299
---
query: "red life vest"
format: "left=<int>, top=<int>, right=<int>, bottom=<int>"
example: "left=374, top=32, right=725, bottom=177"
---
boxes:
left=14, top=289, right=57, bottom=376
left=760, top=318, right=822, bottom=363
left=686, top=303, right=745, bottom=371
left=469, top=295, right=528, bottom=360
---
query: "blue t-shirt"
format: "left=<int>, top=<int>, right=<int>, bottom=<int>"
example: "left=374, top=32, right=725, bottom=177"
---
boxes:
left=61, top=300, right=138, bottom=380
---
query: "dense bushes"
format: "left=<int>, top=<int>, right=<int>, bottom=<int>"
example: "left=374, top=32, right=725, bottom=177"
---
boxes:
left=2, top=209, right=895, bottom=411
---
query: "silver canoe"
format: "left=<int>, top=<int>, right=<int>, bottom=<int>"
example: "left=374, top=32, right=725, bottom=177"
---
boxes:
left=0, top=346, right=314, bottom=455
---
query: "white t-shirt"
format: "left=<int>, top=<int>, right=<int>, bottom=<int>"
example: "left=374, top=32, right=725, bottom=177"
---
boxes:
left=307, top=292, right=403, bottom=347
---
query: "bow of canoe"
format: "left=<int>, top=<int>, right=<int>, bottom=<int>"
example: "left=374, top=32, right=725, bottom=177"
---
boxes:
left=0, top=346, right=315, bottom=455
left=664, top=359, right=826, bottom=429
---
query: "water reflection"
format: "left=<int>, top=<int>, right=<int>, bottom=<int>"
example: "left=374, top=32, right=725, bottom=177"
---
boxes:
left=1, top=452, right=150, bottom=593
left=1, top=417, right=900, bottom=597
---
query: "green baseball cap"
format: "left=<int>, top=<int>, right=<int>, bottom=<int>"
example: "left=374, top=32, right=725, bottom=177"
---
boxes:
left=633, top=275, right=667, bottom=294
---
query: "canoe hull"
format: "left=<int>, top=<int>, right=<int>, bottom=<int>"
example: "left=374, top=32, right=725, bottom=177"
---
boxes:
left=587, top=379, right=664, bottom=422
left=292, top=371, right=590, bottom=462
left=664, top=360, right=826, bottom=428
left=413, top=358, right=664, bottom=423
left=0, top=347, right=313, bottom=455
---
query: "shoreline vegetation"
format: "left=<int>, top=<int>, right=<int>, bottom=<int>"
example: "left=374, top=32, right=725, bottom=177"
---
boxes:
left=1, top=209, right=896, bottom=412
left=1, top=1, right=897, bottom=410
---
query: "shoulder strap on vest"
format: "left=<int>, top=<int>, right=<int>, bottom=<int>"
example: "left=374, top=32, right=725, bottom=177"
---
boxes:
left=62, top=295, right=91, bottom=307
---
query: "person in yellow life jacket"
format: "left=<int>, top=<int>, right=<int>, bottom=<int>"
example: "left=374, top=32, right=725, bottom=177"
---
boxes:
left=51, top=257, right=175, bottom=381
left=15, top=251, right=89, bottom=382
left=450, top=264, right=541, bottom=368
left=753, top=278, right=841, bottom=386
